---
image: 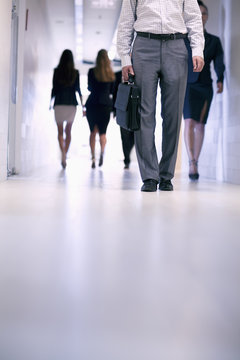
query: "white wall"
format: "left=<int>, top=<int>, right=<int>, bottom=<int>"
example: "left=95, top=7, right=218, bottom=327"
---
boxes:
left=222, top=0, right=240, bottom=184
left=182, top=0, right=240, bottom=184
left=12, top=0, right=76, bottom=175
left=0, top=1, right=12, bottom=181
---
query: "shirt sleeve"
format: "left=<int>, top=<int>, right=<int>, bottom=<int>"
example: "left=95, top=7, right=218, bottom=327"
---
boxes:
left=213, top=38, right=225, bottom=83
left=183, top=0, right=205, bottom=58
left=117, top=0, right=137, bottom=68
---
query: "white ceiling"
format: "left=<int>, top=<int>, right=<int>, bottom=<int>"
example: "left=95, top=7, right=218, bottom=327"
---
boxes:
left=44, top=0, right=122, bottom=66
left=45, top=0, right=76, bottom=61
left=82, top=0, right=122, bottom=62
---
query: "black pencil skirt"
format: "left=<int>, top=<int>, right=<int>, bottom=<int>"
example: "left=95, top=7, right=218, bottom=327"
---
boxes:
left=183, top=83, right=213, bottom=124
left=86, top=105, right=111, bottom=134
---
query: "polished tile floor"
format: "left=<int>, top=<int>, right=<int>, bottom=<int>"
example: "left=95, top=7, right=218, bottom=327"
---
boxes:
left=0, top=147, right=240, bottom=360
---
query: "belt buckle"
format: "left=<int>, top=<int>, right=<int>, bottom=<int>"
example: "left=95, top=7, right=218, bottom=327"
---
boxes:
left=170, top=33, right=176, bottom=40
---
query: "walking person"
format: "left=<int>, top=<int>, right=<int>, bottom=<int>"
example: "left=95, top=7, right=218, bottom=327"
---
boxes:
left=117, top=0, right=205, bottom=192
left=183, top=0, right=225, bottom=180
left=113, top=70, right=135, bottom=169
left=51, top=49, right=83, bottom=169
left=85, top=49, right=115, bottom=169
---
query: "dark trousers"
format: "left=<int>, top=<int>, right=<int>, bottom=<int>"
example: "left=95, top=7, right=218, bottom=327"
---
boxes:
left=120, top=127, right=134, bottom=165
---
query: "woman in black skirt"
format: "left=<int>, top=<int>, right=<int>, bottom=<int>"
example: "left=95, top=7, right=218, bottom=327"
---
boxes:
left=85, top=49, right=115, bottom=168
left=183, top=0, right=225, bottom=180
left=51, top=49, right=83, bottom=169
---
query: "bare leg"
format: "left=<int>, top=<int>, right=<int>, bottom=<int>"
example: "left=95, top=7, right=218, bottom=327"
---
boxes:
left=99, top=134, right=107, bottom=166
left=184, top=100, right=208, bottom=180
left=194, top=122, right=205, bottom=161
left=184, top=118, right=197, bottom=174
left=99, top=134, right=107, bottom=154
left=193, top=100, right=207, bottom=161
left=57, top=123, right=64, bottom=152
left=65, top=122, right=73, bottom=154
left=90, top=126, right=98, bottom=168
left=57, top=123, right=66, bottom=168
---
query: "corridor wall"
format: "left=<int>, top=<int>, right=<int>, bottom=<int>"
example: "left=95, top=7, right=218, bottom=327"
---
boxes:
left=182, top=0, right=240, bottom=184
left=201, top=0, right=240, bottom=184
left=0, top=1, right=11, bottom=181
left=11, top=0, right=76, bottom=175
left=222, top=0, right=240, bottom=184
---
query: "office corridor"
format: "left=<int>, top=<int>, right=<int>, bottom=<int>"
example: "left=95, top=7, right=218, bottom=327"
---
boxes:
left=0, top=0, right=240, bottom=359
left=0, top=152, right=240, bottom=360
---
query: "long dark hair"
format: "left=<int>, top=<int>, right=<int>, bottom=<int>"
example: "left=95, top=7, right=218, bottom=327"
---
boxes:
left=198, top=0, right=208, bottom=13
left=56, top=49, right=77, bottom=86
left=94, top=49, right=115, bottom=82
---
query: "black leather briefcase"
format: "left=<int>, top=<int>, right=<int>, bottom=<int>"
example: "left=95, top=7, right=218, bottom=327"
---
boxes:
left=114, top=75, right=140, bottom=131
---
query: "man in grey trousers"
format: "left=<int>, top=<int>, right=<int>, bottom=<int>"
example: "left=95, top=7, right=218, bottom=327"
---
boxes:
left=117, top=0, right=205, bottom=192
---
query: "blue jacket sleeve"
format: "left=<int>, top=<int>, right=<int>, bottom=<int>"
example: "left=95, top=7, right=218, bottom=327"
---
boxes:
left=214, top=38, right=225, bottom=83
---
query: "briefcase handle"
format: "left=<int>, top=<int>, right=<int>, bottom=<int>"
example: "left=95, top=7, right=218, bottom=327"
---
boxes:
left=123, top=73, right=135, bottom=85
left=128, top=73, right=135, bottom=84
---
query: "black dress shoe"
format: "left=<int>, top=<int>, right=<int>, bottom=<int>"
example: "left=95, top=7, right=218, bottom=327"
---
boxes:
left=159, top=178, right=173, bottom=191
left=141, top=179, right=158, bottom=192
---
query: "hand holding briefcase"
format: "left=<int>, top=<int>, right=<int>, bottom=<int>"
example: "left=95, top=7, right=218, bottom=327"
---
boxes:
left=114, top=74, right=141, bottom=131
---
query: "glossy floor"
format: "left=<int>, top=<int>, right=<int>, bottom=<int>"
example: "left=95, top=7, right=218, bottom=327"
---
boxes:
left=0, top=153, right=240, bottom=360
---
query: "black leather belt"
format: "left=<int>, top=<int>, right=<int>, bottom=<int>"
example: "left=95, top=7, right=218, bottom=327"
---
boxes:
left=136, top=32, right=187, bottom=40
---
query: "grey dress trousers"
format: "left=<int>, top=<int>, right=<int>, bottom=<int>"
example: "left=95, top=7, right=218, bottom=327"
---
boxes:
left=132, top=35, right=188, bottom=182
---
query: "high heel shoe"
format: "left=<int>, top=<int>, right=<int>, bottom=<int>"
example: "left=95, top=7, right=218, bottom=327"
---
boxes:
left=91, top=157, right=96, bottom=169
left=189, top=159, right=199, bottom=181
left=61, top=151, right=67, bottom=169
left=99, top=153, right=103, bottom=167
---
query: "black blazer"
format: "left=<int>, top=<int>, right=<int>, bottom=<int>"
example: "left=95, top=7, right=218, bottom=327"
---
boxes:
left=185, top=30, right=225, bottom=85
left=51, top=69, right=82, bottom=106
left=85, top=68, right=114, bottom=108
